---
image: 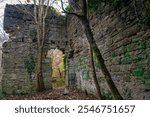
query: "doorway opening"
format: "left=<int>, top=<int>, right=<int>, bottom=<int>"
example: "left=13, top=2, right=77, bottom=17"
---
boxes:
left=47, top=48, right=65, bottom=89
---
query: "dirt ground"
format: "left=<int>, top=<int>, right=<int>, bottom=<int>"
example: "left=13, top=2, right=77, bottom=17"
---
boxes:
left=2, top=87, right=97, bottom=100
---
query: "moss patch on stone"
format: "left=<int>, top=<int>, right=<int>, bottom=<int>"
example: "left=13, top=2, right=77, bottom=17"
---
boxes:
left=82, top=70, right=90, bottom=80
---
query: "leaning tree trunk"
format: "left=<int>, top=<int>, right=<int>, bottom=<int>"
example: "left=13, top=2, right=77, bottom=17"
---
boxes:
left=79, top=16, right=123, bottom=100
left=89, top=46, right=104, bottom=99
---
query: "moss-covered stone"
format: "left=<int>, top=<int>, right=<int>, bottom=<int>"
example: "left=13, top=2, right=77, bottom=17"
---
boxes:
left=122, top=53, right=132, bottom=64
left=132, top=66, right=145, bottom=77
left=82, top=70, right=90, bottom=80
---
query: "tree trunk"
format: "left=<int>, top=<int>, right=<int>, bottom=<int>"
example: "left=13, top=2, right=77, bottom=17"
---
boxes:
left=89, top=46, right=104, bottom=100
left=79, top=16, right=123, bottom=100
left=35, top=46, right=45, bottom=92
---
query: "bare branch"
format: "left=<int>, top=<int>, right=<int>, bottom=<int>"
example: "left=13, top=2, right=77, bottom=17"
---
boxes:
left=82, top=0, right=87, bottom=17
left=17, top=0, right=34, bottom=18
left=44, top=0, right=50, bottom=19
left=33, top=0, right=38, bottom=23
left=60, top=0, right=81, bottom=17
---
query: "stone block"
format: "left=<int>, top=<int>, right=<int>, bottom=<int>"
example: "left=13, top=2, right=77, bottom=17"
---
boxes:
left=110, top=65, right=120, bottom=72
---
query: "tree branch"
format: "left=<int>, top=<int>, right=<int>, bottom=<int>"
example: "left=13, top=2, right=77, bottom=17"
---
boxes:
left=82, top=0, right=87, bottom=17
left=17, top=0, right=34, bottom=18
left=60, top=0, right=81, bottom=17
left=33, top=0, right=38, bottom=23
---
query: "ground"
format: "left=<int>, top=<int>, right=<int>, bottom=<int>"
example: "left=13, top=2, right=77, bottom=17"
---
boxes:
left=2, top=87, right=97, bottom=100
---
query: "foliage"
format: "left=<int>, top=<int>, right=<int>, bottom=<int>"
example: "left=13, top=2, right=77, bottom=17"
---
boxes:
left=24, top=53, right=35, bottom=79
left=65, top=5, right=73, bottom=12
left=52, top=77, right=65, bottom=88
left=50, top=6, right=62, bottom=15
left=58, top=60, right=65, bottom=71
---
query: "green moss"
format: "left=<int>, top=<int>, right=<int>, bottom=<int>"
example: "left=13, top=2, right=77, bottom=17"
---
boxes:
left=132, top=66, right=145, bottom=77
left=126, top=44, right=132, bottom=52
left=122, top=46, right=127, bottom=54
left=92, top=52, right=101, bottom=69
left=133, top=55, right=144, bottom=63
left=102, top=91, right=113, bottom=100
left=111, top=50, right=116, bottom=57
left=82, top=70, right=90, bottom=80
left=122, top=53, right=132, bottom=64
left=144, top=78, right=150, bottom=85
left=144, top=36, right=150, bottom=40
left=114, top=57, right=121, bottom=65
left=140, top=41, right=146, bottom=50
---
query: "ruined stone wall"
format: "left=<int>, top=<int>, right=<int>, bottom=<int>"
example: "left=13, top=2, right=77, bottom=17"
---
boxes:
left=0, top=46, right=2, bottom=84
left=67, top=1, right=150, bottom=99
left=2, top=4, right=67, bottom=94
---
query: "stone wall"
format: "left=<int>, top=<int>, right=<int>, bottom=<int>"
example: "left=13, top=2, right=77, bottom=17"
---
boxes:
left=67, top=1, right=150, bottom=99
left=2, top=4, right=67, bottom=94
left=0, top=46, right=2, bottom=84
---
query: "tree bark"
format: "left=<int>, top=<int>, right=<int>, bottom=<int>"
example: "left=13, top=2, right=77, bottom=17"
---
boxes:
left=79, top=16, right=123, bottom=100
left=35, top=23, right=45, bottom=92
left=89, top=46, right=104, bottom=100
left=35, top=46, right=45, bottom=92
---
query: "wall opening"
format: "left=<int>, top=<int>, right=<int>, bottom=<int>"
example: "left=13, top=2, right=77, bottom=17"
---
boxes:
left=47, top=48, right=65, bottom=89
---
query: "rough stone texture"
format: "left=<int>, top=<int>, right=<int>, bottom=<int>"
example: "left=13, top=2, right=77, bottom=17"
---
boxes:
left=1, top=1, right=150, bottom=99
left=2, top=4, right=67, bottom=95
left=67, top=1, right=150, bottom=99
left=0, top=46, right=2, bottom=85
